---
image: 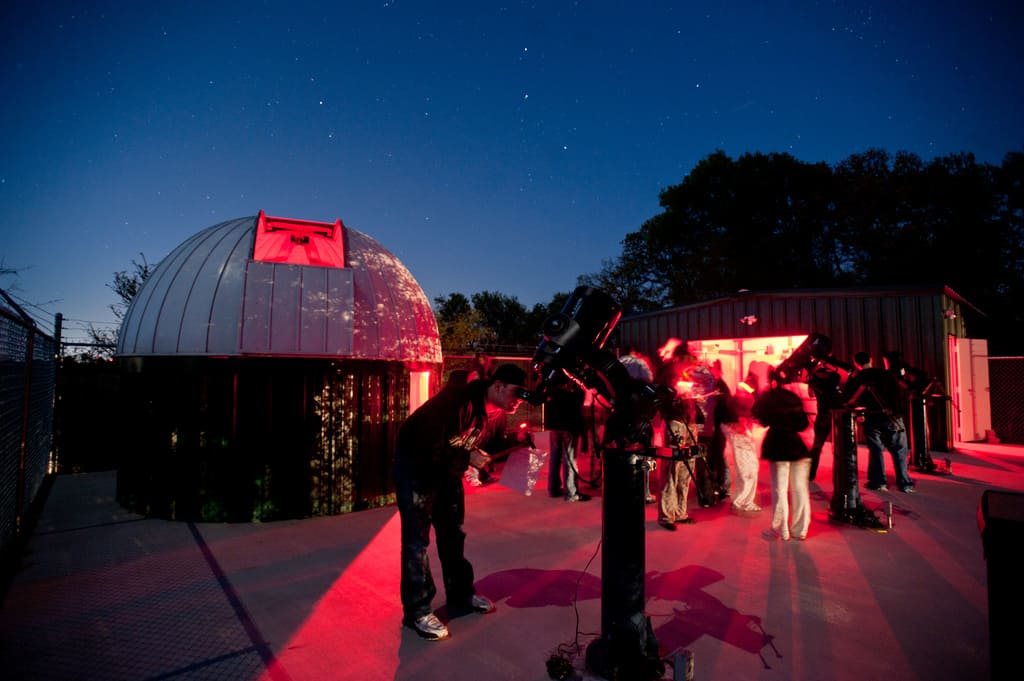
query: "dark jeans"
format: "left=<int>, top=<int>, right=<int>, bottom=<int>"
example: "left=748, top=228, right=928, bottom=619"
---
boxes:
left=696, top=434, right=721, bottom=503
left=863, top=416, right=913, bottom=490
left=394, top=459, right=475, bottom=622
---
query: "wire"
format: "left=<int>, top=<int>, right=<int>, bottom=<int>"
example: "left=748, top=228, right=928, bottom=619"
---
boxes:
left=62, top=317, right=119, bottom=326
left=2, top=291, right=55, bottom=329
left=546, top=536, right=603, bottom=679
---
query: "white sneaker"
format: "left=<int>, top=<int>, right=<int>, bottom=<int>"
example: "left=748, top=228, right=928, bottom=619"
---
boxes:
left=410, top=613, right=449, bottom=640
left=467, top=593, right=496, bottom=613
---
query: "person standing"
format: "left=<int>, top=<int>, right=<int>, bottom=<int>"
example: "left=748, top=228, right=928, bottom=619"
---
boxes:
left=806, top=364, right=844, bottom=481
left=703, top=359, right=732, bottom=501
left=393, top=363, right=528, bottom=640
left=545, top=384, right=590, bottom=502
left=843, top=352, right=916, bottom=494
left=619, top=344, right=656, bottom=501
left=619, top=344, right=654, bottom=383
left=655, top=342, right=715, bottom=529
left=720, top=382, right=761, bottom=513
left=467, top=352, right=493, bottom=382
left=463, top=354, right=498, bottom=486
left=752, top=375, right=812, bottom=541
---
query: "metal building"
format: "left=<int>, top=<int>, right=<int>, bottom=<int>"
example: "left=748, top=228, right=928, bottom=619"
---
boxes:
left=615, top=285, right=992, bottom=450
left=115, top=212, right=442, bottom=521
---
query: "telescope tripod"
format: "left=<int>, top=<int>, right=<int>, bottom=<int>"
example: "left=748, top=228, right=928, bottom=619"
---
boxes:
left=584, top=441, right=706, bottom=681
left=827, top=408, right=888, bottom=531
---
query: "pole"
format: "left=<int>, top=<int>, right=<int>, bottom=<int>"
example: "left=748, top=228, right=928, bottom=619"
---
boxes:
left=586, top=445, right=663, bottom=681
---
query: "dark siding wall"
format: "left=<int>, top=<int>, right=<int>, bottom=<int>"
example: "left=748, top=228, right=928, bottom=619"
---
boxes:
left=620, top=289, right=967, bottom=381
left=618, top=288, right=972, bottom=449
left=116, top=356, right=434, bottom=521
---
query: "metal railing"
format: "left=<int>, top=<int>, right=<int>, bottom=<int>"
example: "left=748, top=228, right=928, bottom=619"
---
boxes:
left=0, top=291, right=57, bottom=560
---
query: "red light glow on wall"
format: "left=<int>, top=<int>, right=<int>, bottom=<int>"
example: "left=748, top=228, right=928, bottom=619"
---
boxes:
left=409, top=370, right=431, bottom=414
left=691, top=335, right=809, bottom=390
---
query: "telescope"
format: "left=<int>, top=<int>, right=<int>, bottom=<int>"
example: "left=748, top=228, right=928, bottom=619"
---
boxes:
left=529, top=286, right=672, bottom=681
left=773, top=332, right=852, bottom=384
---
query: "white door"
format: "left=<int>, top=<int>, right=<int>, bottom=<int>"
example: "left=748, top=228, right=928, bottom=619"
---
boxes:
left=953, top=337, right=992, bottom=441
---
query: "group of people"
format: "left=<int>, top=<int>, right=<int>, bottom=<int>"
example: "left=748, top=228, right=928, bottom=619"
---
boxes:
left=393, top=343, right=919, bottom=640
left=638, top=340, right=917, bottom=544
left=649, top=341, right=774, bottom=531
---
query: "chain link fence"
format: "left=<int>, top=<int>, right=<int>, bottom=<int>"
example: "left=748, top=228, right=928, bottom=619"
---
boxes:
left=0, top=295, right=57, bottom=564
left=989, top=356, right=1024, bottom=444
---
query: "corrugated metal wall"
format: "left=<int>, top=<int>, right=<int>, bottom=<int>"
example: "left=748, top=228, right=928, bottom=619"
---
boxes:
left=617, top=287, right=974, bottom=450
left=619, top=287, right=969, bottom=385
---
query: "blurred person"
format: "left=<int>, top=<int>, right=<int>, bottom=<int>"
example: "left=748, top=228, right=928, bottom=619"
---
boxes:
left=720, top=382, right=761, bottom=513
left=467, top=352, right=493, bottom=382
left=657, top=337, right=684, bottom=363
left=746, top=359, right=774, bottom=396
left=619, top=344, right=655, bottom=383
left=463, top=352, right=496, bottom=490
left=703, top=358, right=732, bottom=501
left=619, top=344, right=656, bottom=501
left=655, top=342, right=716, bottom=529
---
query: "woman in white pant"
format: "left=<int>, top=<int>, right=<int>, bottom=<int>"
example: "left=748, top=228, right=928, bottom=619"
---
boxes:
left=751, top=379, right=812, bottom=541
left=720, top=383, right=761, bottom=513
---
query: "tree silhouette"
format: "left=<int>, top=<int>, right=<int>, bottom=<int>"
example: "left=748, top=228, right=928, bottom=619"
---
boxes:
left=589, top=148, right=1024, bottom=352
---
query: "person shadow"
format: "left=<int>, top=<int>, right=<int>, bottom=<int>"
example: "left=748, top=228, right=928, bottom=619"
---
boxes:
left=474, top=564, right=778, bottom=663
left=392, top=564, right=779, bottom=678
left=647, top=565, right=781, bottom=669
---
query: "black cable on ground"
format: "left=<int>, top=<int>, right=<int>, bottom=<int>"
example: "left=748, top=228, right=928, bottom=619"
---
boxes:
left=546, top=537, right=603, bottom=679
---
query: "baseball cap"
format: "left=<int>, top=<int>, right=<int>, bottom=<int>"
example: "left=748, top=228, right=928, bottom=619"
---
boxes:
left=491, top=363, right=527, bottom=387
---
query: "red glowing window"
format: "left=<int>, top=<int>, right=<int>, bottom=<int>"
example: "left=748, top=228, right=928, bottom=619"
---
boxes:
left=252, top=210, right=346, bottom=268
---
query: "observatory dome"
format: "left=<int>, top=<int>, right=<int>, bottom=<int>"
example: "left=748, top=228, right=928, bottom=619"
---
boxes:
left=116, top=212, right=441, bottom=363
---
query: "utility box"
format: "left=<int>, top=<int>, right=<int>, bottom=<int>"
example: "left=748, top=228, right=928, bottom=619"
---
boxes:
left=978, top=489, right=1024, bottom=680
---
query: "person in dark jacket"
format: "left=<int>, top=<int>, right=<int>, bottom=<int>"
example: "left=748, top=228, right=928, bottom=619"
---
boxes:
left=393, top=363, right=528, bottom=640
left=752, top=376, right=812, bottom=541
left=704, top=359, right=732, bottom=500
left=806, top=365, right=844, bottom=481
left=545, top=384, right=589, bottom=502
left=843, top=352, right=915, bottom=493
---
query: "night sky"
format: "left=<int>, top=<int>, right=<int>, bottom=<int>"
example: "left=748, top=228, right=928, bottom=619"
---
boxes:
left=2, top=1, right=1022, bottom=343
